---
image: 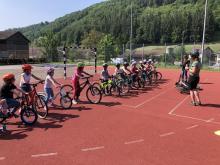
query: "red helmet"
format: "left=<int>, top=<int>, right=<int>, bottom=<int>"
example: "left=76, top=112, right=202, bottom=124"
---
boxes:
left=3, top=73, right=15, bottom=81
left=22, top=64, right=32, bottom=70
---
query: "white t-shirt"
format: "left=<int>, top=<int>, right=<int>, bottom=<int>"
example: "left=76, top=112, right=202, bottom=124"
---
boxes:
left=20, top=73, right=31, bottom=87
left=44, top=75, right=53, bottom=89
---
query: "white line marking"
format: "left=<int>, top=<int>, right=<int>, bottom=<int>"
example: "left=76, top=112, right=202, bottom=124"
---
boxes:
left=81, top=146, right=104, bottom=152
left=168, top=95, right=189, bottom=115
left=135, top=88, right=173, bottom=108
left=124, top=139, right=144, bottom=145
left=31, top=152, right=58, bottom=158
left=160, top=132, right=175, bottom=137
left=0, top=157, right=5, bottom=160
left=206, top=118, right=215, bottom=123
left=186, top=125, right=199, bottom=130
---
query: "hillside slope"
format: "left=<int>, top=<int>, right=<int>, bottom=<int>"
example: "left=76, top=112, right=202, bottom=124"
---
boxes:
left=14, top=0, right=220, bottom=45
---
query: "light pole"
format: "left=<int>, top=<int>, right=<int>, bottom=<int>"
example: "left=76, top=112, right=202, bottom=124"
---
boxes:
left=201, top=0, right=208, bottom=64
left=130, top=3, right=133, bottom=63
left=181, top=31, right=185, bottom=64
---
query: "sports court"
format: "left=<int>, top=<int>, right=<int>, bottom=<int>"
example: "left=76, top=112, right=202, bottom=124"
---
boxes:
left=0, top=67, right=220, bottom=165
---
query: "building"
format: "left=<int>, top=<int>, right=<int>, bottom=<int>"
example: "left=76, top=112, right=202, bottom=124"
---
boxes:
left=0, top=31, right=30, bottom=60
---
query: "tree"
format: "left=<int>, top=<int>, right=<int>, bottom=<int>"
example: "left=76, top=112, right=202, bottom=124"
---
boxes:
left=36, top=30, right=59, bottom=62
left=98, top=34, right=116, bottom=62
left=81, top=30, right=105, bottom=48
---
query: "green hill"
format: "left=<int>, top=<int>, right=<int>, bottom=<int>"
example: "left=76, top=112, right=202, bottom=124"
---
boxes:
left=12, top=0, right=220, bottom=45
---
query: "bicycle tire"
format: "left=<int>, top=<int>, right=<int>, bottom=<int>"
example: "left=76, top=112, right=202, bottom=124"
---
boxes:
left=60, top=95, right=72, bottom=109
left=86, top=86, right=102, bottom=104
left=35, top=94, right=48, bottom=119
left=156, top=72, right=162, bottom=80
left=20, top=106, right=38, bottom=125
left=60, top=85, right=74, bottom=98
left=110, top=85, right=121, bottom=96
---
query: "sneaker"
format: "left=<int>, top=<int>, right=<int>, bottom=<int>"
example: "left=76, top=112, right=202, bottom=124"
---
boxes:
left=191, top=101, right=197, bottom=106
left=196, top=102, right=202, bottom=106
left=13, top=113, right=19, bottom=118
left=72, top=100, right=78, bottom=105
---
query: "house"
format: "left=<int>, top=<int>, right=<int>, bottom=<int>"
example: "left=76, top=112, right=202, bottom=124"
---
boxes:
left=0, top=31, right=30, bottom=60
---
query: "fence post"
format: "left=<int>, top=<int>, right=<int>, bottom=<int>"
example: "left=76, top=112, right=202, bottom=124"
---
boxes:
left=63, top=46, right=67, bottom=80
left=94, top=48, right=97, bottom=74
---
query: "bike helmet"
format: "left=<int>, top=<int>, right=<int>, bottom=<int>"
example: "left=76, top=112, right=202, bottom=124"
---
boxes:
left=116, top=63, right=121, bottom=67
left=131, top=61, right=137, bottom=66
left=47, top=67, right=55, bottom=74
left=191, top=51, right=200, bottom=58
left=123, top=62, right=129, bottom=66
left=22, top=64, right=32, bottom=71
left=103, top=63, right=108, bottom=67
left=143, top=59, right=147, bottom=64
left=3, top=73, right=15, bottom=81
left=139, top=61, right=143, bottom=64
left=77, top=62, right=85, bottom=68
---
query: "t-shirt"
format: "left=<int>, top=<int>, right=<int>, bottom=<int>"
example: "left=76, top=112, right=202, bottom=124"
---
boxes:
left=72, top=68, right=82, bottom=81
left=20, top=73, right=31, bottom=87
left=44, top=75, right=53, bottom=89
left=115, top=68, right=124, bottom=75
left=101, top=70, right=110, bottom=81
left=0, top=83, right=17, bottom=99
left=131, top=66, right=139, bottom=74
left=190, top=61, right=201, bottom=77
left=182, top=60, right=190, bottom=70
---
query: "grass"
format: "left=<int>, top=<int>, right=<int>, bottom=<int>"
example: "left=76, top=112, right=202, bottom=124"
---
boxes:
left=135, top=42, right=220, bottom=55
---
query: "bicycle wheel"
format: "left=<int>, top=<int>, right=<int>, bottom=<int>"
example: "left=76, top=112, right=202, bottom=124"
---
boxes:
left=156, top=72, right=162, bottom=80
left=110, top=85, right=121, bottom=96
left=20, top=106, right=38, bottom=125
left=60, top=95, right=72, bottom=109
left=60, top=85, right=74, bottom=98
left=35, top=95, right=48, bottom=119
left=86, top=86, right=102, bottom=104
left=118, top=81, right=129, bottom=94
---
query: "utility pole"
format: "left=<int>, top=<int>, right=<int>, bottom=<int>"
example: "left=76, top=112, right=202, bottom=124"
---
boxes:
left=201, top=0, right=208, bottom=64
left=130, top=3, right=133, bottom=63
left=181, top=31, right=185, bottom=64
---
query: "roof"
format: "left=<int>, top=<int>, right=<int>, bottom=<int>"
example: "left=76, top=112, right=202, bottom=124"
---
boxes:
left=0, top=31, right=29, bottom=42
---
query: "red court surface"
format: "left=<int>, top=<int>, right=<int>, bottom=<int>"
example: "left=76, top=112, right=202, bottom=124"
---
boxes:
left=0, top=68, right=220, bottom=165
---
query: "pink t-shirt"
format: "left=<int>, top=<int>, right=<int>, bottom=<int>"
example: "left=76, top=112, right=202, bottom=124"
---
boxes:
left=72, top=68, right=82, bottom=81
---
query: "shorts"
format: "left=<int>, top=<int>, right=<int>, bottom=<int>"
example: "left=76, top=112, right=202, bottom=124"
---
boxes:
left=5, top=98, right=20, bottom=112
left=21, top=83, right=32, bottom=92
left=188, top=75, right=200, bottom=90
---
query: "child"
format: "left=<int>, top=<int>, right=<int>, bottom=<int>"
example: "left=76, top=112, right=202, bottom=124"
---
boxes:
left=44, top=67, right=62, bottom=106
left=0, top=73, right=27, bottom=117
left=72, top=62, right=92, bottom=104
left=114, top=63, right=126, bottom=79
left=122, top=62, right=132, bottom=75
left=20, top=64, right=42, bottom=92
left=131, top=61, right=139, bottom=83
left=101, top=63, right=111, bottom=82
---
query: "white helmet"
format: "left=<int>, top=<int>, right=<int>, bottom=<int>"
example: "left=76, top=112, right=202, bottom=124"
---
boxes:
left=47, top=67, right=55, bottom=74
left=132, top=61, right=137, bottom=66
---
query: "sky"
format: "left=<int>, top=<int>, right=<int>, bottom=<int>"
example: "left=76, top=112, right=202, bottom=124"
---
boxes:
left=0, top=0, right=104, bottom=31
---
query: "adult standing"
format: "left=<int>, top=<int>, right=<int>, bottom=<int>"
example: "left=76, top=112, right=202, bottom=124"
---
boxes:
left=188, top=51, right=202, bottom=106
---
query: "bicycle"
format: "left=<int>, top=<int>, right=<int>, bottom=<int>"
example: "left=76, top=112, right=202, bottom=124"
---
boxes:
left=62, top=76, right=102, bottom=104
left=28, top=81, right=49, bottom=119
left=151, top=67, right=162, bottom=82
left=0, top=95, right=38, bottom=126
left=39, top=85, right=73, bottom=110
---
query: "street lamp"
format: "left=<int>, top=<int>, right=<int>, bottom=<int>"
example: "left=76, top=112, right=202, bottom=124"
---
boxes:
left=201, top=0, right=208, bottom=64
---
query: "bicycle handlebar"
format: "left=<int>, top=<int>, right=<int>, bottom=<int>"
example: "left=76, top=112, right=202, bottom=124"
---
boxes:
left=30, top=80, right=45, bottom=87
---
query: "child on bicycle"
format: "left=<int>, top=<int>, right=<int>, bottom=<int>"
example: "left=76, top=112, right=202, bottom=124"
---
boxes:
left=123, top=62, right=132, bottom=75
left=20, top=64, right=42, bottom=92
left=44, top=67, right=62, bottom=106
left=114, top=63, right=126, bottom=80
left=72, top=62, right=92, bottom=104
left=101, top=63, right=111, bottom=82
left=131, top=61, right=139, bottom=83
left=0, top=74, right=28, bottom=117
